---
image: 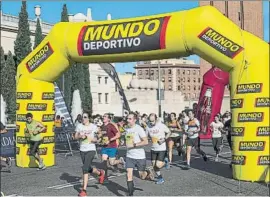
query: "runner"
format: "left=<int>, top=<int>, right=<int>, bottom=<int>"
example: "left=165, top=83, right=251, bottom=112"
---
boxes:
left=0, top=121, right=12, bottom=168
left=210, top=115, right=224, bottom=162
left=185, top=111, right=208, bottom=169
left=125, top=112, right=154, bottom=196
left=146, top=113, right=171, bottom=184
left=166, top=113, right=182, bottom=169
left=74, top=111, right=105, bottom=197
left=99, top=113, right=125, bottom=183
left=25, top=113, right=46, bottom=170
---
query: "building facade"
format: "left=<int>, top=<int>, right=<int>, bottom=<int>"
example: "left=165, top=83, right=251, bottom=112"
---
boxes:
left=135, top=58, right=202, bottom=100
left=199, top=1, right=264, bottom=96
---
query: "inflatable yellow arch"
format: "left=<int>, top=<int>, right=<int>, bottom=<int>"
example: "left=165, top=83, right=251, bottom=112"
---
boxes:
left=16, top=5, right=269, bottom=182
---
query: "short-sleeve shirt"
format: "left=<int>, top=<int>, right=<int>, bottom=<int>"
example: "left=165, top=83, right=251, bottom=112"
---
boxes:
left=187, top=118, right=200, bottom=139
left=210, top=121, right=224, bottom=138
left=146, top=122, right=170, bottom=151
left=102, top=123, right=119, bottom=148
left=125, top=124, right=147, bottom=159
left=75, top=123, right=98, bottom=152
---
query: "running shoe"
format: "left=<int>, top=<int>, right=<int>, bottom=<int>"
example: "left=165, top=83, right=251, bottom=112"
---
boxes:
left=185, top=164, right=191, bottom=170
left=78, top=190, right=87, bottom=197
left=156, top=178, right=165, bottom=184
left=203, top=155, right=208, bottom=162
left=99, top=170, right=105, bottom=184
left=215, top=155, right=219, bottom=162
left=120, top=157, right=126, bottom=168
left=6, top=157, right=12, bottom=168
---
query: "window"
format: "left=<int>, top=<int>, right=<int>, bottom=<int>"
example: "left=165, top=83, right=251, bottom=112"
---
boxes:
left=182, top=86, right=185, bottom=91
left=193, top=78, right=196, bottom=82
left=105, top=93, right=109, bottom=104
left=151, top=70, right=154, bottom=75
left=162, top=77, right=165, bottom=82
left=198, top=85, right=201, bottom=90
left=168, top=85, right=172, bottom=90
left=182, top=70, right=185, bottom=75
left=177, top=69, right=180, bottom=74
left=105, top=77, right=108, bottom=84
left=187, top=70, right=190, bottom=75
left=168, top=77, right=172, bottom=82
left=187, top=86, right=190, bottom=90
left=168, top=69, right=172, bottom=74
left=198, top=70, right=200, bottom=75
left=145, top=70, right=149, bottom=75
left=139, top=70, right=142, bottom=75
left=178, top=85, right=181, bottom=91
left=193, top=70, right=196, bottom=75
left=187, top=77, right=190, bottom=82
left=198, top=78, right=201, bottom=83
left=98, top=76, right=101, bottom=84
left=194, top=86, right=196, bottom=90
left=98, top=93, right=102, bottom=104
left=178, top=77, right=180, bottom=83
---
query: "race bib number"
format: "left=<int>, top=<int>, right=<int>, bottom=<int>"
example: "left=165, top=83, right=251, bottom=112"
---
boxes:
left=102, top=136, right=109, bottom=144
left=125, top=133, right=134, bottom=147
left=151, top=137, right=159, bottom=144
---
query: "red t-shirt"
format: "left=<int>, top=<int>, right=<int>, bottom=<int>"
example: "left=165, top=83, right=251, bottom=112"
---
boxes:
left=104, top=123, right=118, bottom=148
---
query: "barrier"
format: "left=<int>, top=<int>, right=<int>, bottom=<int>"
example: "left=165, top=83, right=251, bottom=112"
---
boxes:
left=15, top=5, right=269, bottom=182
left=0, top=128, right=16, bottom=158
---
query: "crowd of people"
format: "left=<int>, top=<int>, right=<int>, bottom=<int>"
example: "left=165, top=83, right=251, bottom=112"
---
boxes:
left=0, top=108, right=232, bottom=196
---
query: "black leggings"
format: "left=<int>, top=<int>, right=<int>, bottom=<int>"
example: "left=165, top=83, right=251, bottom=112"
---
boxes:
left=212, top=137, right=222, bottom=154
left=80, top=151, right=96, bottom=174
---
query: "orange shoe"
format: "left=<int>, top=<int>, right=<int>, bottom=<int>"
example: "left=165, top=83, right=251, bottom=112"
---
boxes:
left=99, top=170, right=105, bottom=184
left=78, top=190, right=87, bottom=197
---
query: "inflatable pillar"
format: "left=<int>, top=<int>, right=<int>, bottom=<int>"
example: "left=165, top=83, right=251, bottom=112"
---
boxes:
left=16, top=76, right=55, bottom=167
left=196, top=67, right=229, bottom=139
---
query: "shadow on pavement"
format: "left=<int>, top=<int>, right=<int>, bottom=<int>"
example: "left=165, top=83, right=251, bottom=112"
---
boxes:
left=102, top=179, right=128, bottom=196
left=59, top=172, right=82, bottom=193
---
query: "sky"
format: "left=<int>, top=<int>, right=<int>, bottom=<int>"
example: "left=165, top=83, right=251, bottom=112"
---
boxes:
left=2, top=1, right=269, bottom=73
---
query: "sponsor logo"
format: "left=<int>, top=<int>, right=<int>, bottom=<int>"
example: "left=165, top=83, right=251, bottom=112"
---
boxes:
left=52, top=146, right=55, bottom=154
left=26, top=43, right=54, bottom=73
left=256, top=126, right=270, bottom=136
left=238, top=112, right=263, bottom=122
left=17, top=92, right=33, bottom=100
left=231, top=127, right=245, bottom=136
left=257, top=156, right=270, bottom=165
left=26, top=103, right=47, bottom=111
left=16, top=147, right=20, bottom=155
left=42, top=92, right=54, bottom=100
left=16, top=136, right=30, bottom=144
left=230, top=99, right=243, bottom=109
left=236, top=83, right=262, bottom=94
left=198, top=27, right=243, bottom=58
left=77, top=16, right=171, bottom=56
left=16, top=125, right=20, bottom=132
left=27, top=147, right=48, bottom=155
left=42, top=114, right=55, bottom=122
left=17, top=114, right=27, bottom=122
left=255, top=97, right=270, bottom=107
left=239, top=141, right=265, bottom=151
left=42, top=136, right=55, bottom=144
left=231, top=155, right=246, bottom=165
left=16, top=103, right=20, bottom=110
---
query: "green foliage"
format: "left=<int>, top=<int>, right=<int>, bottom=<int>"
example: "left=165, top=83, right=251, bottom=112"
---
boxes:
left=0, top=47, right=8, bottom=103
left=83, top=64, right=92, bottom=114
left=34, top=18, right=44, bottom=49
left=1, top=51, right=17, bottom=122
left=14, top=1, right=32, bottom=65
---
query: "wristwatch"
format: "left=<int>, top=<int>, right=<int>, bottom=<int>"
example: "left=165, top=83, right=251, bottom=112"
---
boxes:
left=133, top=143, right=137, bottom=147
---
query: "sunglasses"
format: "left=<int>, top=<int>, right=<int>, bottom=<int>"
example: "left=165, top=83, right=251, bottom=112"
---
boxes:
left=127, top=118, right=132, bottom=120
left=83, top=116, right=88, bottom=119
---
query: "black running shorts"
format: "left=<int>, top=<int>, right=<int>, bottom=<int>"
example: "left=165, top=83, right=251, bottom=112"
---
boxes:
left=151, top=150, right=166, bottom=162
left=126, top=157, right=146, bottom=171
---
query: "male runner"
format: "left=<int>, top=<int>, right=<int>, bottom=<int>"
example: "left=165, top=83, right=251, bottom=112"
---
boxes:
left=74, top=112, right=105, bottom=197
left=25, top=113, right=46, bottom=170
left=0, top=121, right=12, bottom=168
left=125, top=112, right=154, bottom=196
left=185, top=111, right=207, bottom=169
left=146, top=113, right=171, bottom=184
left=99, top=113, right=125, bottom=183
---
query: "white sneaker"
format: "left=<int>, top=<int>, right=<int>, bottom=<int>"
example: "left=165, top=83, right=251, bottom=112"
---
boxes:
left=215, top=155, right=219, bottom=162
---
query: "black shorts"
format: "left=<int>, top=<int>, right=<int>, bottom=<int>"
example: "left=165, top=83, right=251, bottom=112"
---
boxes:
left=29, top=140, right=41, bottom=155
left=151, top=150, right=166, bottom=162
left=168, top=136, right=181, bottom=144
left=126, top=157, right=146, bottom=171
left=186, top=137, right=199, bottom=148
left=80, top=151, right=96, bottom=174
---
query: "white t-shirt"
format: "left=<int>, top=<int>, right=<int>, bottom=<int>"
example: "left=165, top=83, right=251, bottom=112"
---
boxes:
left=210, top=121, right=224, bottom=138
left=75, top=123, right=98, bottom=152
left=187, top=118, right=200, bottom=139
left=183, top=116, right=189, bottom=131
left=146, top=122, right=170, bottom=151
left=125, top=124, right=147, bottom=159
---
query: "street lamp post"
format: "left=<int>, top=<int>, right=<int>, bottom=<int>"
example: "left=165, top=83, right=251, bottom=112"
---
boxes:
left=158, top=60, right=162, bottom=118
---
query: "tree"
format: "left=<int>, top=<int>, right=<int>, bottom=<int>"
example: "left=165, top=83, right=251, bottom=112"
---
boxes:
left=55, top=4, right=73, bottom=112
left=71, top=89, right=83, bottom=122
left=34, top=18, right=43, bottom=49
left=83, top=64, right=92, bottom=114
left=14, top=1, right=32, bottom=65
left=0, top=47, right=8, bottom=103
left=2, top=51, right=17, bottom=122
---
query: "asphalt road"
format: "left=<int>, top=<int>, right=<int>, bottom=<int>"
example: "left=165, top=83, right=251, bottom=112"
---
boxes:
left=1, top=139, right=269, bottom=196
